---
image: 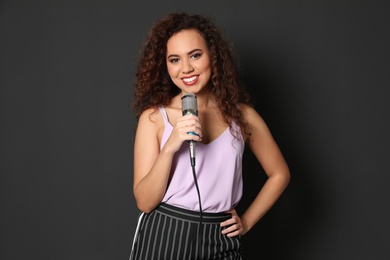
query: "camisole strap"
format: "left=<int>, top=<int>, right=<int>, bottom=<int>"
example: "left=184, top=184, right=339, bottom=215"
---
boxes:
left=158, top=107, right=169, bottom=126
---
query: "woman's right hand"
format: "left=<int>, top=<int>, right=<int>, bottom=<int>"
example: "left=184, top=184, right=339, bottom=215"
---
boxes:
left=164, top=113, right=203, bottom=153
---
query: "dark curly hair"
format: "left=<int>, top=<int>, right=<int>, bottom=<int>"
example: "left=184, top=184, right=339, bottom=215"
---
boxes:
left=132, top=12, right=252, bottom=137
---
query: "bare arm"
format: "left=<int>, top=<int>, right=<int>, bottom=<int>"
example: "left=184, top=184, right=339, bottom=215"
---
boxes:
left=240, top=105, right=290, bottom=233
left=221, top=104, right=290, bottom=236
left=133, top=108, right=202, bottom=213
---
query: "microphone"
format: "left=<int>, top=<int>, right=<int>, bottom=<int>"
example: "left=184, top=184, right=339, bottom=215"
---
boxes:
left=181, top=93, right=198, bottom=167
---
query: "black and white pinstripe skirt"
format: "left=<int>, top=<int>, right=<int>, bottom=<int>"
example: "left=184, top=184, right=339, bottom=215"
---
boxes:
left=129, top=203, right=242, bottom=260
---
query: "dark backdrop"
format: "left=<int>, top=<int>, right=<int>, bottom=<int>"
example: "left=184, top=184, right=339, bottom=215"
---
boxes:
left=1, top=1, right=389, bottom=259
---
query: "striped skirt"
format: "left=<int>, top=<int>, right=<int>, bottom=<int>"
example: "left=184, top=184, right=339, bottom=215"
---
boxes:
left=129, top=203, right=242, bottom=260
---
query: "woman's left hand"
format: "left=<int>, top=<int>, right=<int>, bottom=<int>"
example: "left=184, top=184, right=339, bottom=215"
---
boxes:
left=220, top=209, right=246, bottom=237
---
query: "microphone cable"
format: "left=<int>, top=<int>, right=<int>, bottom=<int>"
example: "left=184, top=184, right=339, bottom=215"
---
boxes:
left=190, top=161, right=203, bottom=258
left=182, top=93, right=203, bottom=256
left=191, top=162, right=203, bottom=225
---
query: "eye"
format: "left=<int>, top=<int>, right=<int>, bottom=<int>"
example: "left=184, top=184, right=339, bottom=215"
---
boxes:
left=190, top=53, right=202, bottom=59
left=169, top=58, right=180, bottom=63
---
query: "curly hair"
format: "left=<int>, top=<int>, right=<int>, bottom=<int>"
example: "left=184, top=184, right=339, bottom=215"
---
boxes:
left=132, top=12, right=252, bottom=137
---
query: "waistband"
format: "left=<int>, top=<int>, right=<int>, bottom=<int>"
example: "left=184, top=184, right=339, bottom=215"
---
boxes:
left=155, top=203, right=231, bottom=224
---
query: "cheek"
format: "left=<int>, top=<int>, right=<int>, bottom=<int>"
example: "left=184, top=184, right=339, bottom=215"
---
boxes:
left=200, top=58, right=211, bottom=73
left=166, top=64, right=177, bottom=77
left=201, top=62, right=212, bottom=78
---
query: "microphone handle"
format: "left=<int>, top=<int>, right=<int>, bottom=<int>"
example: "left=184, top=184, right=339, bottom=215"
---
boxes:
left=183, top=109, right=199, bottom=137
left=183, top=108, right=197, bottom=166
left=189, top=141, right=196, bottom=166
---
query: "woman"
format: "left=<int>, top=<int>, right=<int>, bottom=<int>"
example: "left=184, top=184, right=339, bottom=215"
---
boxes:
left=130, top=12, right=290, bottom=260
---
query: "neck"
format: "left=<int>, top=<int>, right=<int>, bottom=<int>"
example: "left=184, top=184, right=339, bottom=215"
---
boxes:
left=180, top=90, right=215, bottom=110
left=198, top=96, right=215, bottom=110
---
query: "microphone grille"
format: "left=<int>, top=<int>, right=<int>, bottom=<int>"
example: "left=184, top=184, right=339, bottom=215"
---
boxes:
left=181, top=93, right=198, bottom=112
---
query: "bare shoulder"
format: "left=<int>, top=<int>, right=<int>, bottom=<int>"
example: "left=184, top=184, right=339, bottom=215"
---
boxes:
left=138, top=107, right=163, bottom=125
left=239, top=103, right=271, bottom=143
left=240, top=103, right=266, bottom=128
left=137, top=107, right=165, bottom=138
left=240, top=103, right=259, bottom=118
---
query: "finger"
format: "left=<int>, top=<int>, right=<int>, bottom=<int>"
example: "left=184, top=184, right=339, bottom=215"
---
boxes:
left=220, top=213, right=239, bottom=227
left=221, top=224, right=241, bottom=236
left=222, top=222, right=239, bottom=232
left=181, top=126, right=203, bottom=138
left=220, top=218, right=235, bottom=228
left=177, top=114, right=199, bottom=124
left=226, top=230, right=241, bottom=237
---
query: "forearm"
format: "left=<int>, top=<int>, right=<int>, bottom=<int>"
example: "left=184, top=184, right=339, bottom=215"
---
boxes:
left=240, top=172, right=290, bottom=234
left=134, top=147, right=175, bottom=213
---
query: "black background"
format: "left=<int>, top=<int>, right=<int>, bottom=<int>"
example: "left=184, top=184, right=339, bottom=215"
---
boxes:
left=1, top=1, right=389, bottom=259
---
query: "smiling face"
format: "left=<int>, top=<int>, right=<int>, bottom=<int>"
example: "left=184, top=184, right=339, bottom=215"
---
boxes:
left=166, top=29, right=212, bottom=95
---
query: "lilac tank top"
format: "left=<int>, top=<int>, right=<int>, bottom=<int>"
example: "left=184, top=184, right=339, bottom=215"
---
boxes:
left=159, top=107, right=245, bottom=213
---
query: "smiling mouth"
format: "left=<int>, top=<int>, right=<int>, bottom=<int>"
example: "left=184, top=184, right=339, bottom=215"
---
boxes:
left=182, top=75, right=198, bottom=85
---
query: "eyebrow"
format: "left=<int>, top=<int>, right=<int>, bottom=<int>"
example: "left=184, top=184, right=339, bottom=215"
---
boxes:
left=167, top=48, right=203, bottom=59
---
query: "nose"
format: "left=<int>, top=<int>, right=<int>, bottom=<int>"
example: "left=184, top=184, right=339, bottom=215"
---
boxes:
left=182, top=60, right=194, bottom=74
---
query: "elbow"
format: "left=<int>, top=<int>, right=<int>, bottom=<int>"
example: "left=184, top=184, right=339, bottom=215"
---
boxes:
left=272, top=167, right=291, bottom=189
left=135, top=197, right=159, bottom=213
left=283, top=168, right=291, bottom=188
left=133, top=186, right=157, bottom=213
left=136, top=203, right=154, bottom=214
left=282, top=163, right=291, bottom=181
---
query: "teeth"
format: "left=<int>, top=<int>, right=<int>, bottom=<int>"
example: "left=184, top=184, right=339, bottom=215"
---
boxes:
left=183, top=76, right=197, bottom=83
